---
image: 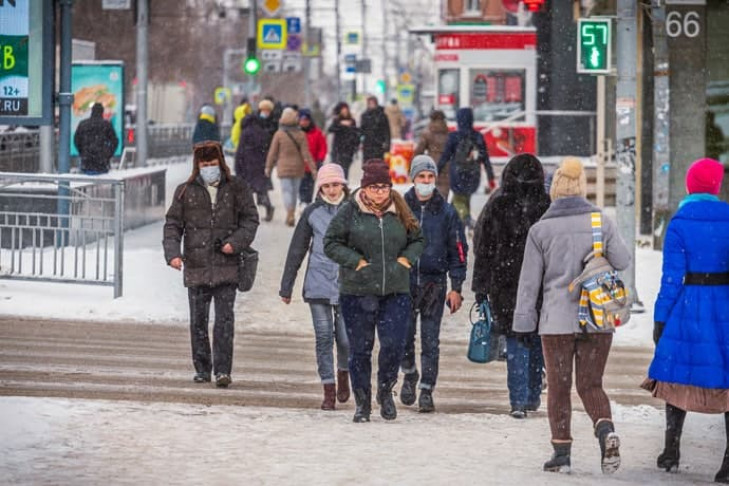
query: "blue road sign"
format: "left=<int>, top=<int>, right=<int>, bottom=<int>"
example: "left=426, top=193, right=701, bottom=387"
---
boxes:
left=258, top=19, right=287, bottom=50
left=286, top=17, right=301, bottom=35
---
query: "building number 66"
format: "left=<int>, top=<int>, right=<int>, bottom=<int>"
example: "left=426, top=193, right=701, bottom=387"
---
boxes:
left=666, top=11, right=701, bottom=39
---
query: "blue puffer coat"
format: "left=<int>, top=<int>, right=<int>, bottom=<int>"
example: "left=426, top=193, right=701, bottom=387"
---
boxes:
left=648, top=199, right=729, bottom=389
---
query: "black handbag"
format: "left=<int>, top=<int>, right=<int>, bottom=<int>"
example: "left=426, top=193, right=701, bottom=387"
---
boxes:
left=238, top=247, right=259, bottom=292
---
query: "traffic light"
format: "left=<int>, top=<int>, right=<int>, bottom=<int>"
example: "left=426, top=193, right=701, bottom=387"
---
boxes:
left=375, top=79, right=386, bottom=94
left=523, top=0, right=545, bottom=12
left=243, top=38, right=261, bottom=76
left=577, top=18, right=611, bottom=74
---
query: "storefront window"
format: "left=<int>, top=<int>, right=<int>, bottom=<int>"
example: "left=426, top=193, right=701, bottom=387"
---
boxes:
left=437, top=69, right=460, bottom=120
left=469, top=69, right=526, bottom=123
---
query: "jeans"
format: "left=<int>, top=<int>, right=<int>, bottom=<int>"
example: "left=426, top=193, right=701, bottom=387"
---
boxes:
left=309, top=303, right=350, bottom=384
left=401, top=281, right=447, bottom=390
left=188, top=283, right=237, bottom=376
left=340, top=293, right=411, bottom=392
left=280, top=177, right=302, bottom=211
left=506, top=335, right=544, bottom=410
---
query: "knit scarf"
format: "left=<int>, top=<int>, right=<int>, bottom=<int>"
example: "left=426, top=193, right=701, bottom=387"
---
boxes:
left=322, top=192, right=345, bottom=206
left=679, top=193, right=719, bottom=208
left=359, top=190, right=393, bottom=218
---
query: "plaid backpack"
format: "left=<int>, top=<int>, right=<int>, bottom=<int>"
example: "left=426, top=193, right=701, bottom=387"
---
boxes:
left=568, top=212, right=630, bottom=331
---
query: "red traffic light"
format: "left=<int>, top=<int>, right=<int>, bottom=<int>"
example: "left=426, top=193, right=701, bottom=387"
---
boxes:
left=523, top=0, right=544, bottom=12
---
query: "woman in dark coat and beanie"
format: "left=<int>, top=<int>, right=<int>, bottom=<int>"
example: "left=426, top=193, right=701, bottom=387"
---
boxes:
left=328, top=102, right=360, bottom=179
left=643, top=158, right=729, bottom=483
left=472, top=153, right=550, bottom=419
left=235, top=101, right=276, bottom=222
left=325, top=160, right=424, bottom=423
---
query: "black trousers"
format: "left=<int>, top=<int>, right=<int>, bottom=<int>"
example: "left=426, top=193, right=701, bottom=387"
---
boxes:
left=188, top=283, right=237, bottom=376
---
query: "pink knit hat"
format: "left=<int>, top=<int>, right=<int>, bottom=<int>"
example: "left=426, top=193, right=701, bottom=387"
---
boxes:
left=686, top=158, right=724, bottom=195
left=315, top=163, right=348, bottom=194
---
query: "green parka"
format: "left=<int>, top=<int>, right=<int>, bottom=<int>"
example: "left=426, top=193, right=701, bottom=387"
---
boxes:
left=324, top=191, right=424, bottom=296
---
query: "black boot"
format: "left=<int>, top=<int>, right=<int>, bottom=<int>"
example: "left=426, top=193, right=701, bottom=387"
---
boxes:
left=400, top=370, right=419, bottom=406
left=418, top=388, right=435, bottom=413
left=595, top=420, right=621, bottom=474
left=657, top=404, right=686, bottom=472
left=353, top=389, right=371, bottom=423
left=377, top=380, right=397, bottom=420
left=543, top=441, right=571, bottom=473
left=264, top=204, right=274, bottom=222
left=715, top=412, right=729, bottom=483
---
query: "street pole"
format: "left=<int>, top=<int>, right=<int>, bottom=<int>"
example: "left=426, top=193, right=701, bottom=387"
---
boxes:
left=361, top=0, right=367, bottom=95
left=615, top=0, right=640, bottom=309
left=381, top=0, right=389, bottom=101
left=248, top=0, right=258, bottom=100
left=304, top=0, right=312, bottom=107
left=334, top=0, right=342, bottom=100
left=651, top=0, right=670, bottom=249
left=596, top=75, right=605, bottom=208
left=39, top=126, right=53, bottom=173
left=57, top=0, right=73, bottom=175
left=136, top=0, right=148, bottom=167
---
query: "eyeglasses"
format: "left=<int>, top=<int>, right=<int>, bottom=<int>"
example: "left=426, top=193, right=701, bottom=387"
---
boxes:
left=366, top=184, right=392, bottom=193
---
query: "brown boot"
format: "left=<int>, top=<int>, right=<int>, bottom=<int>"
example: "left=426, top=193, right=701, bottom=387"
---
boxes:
left=321, top=384, right=336, bottom=410
left=337, top=370, right=350, bottom=403
left=286, top=209, right=295, bottom=227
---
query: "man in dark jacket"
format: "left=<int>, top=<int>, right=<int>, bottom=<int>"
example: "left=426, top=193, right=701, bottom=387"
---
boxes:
left=328, top=102, right=360, bottom=179
left=163, top=141, right=259, bottom=388
left=73, top=103, right=119, bottom=174
left=438, top=107, right=495, bottom=228
left=400, top=155, right=467, bottom=413
left=360, top=96, right=391, bottom=162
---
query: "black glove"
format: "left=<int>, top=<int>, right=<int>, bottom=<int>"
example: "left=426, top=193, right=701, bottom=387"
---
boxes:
left=475, top=293, right=487, bottom=304
left=653, top=322, right=665, bottom=345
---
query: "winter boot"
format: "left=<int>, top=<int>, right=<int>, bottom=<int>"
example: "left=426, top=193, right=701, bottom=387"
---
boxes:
left=353, top=389, right=371, bottom=423
left=264, top=204, right=275, bottom=222
left=657, top=404, right=686, bottom=472
left=400, top=370, right=419, bottom=406
left=596, top=419, right=621, bottom=474
left=336, top=370, right=350, bottom=403
left=286, top=209, right=295, bottom=227
left=321, top=384, right=336, bottom=411
left=715, top=412, right=729, bottom=483
left=377, top=380, right=397, bottom=420
left=215, top=373, right=231, bottom=388
left=418, top=388, right=435, bottom=413
left=543, top=441, right=572, bottom=473
left=193, top=372, right=211, bottom=383
left=510, top=409, right=527, bottom=419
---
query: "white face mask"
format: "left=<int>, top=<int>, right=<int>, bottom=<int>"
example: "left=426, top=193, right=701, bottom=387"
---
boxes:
left=415, top=182, right=436, bottom=198
left=200, top=165, right=220, bottom=184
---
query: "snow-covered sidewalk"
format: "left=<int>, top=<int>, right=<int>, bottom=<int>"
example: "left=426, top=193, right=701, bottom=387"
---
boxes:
left=1, top=396, right=725, bottom=485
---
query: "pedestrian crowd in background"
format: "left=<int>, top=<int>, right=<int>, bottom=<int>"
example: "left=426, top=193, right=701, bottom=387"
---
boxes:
left=162, top=93, right=729, bottom=484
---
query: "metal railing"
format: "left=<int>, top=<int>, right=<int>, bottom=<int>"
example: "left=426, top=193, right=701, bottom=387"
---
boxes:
left=0, top=172, right=125, bottom=298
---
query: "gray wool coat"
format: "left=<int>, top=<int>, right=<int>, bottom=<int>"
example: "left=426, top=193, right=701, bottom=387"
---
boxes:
left=512, top=196, right=631, bottom=335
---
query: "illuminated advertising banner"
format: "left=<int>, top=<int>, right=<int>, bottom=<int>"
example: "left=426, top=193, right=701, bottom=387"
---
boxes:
left=0, top=0, right=53, bottom=125
left=70, top=62, right=124, bottom=157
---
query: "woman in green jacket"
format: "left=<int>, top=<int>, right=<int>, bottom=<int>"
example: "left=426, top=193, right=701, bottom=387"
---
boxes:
left=325, top=160, right=425, bottom=423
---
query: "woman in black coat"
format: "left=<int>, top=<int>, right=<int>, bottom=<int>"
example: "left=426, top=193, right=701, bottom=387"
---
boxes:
left=472, top=153, right=551, bottom=418
left=328, top=102, right=360, bottom=179
left=235, top=112, right=275, bottom=221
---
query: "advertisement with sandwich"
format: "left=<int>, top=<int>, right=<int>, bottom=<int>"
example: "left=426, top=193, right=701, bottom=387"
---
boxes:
left=71, top=62, right=124, bottom=157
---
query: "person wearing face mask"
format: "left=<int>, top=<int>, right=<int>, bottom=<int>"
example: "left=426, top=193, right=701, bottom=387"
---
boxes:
left=163, top=141, right=260, bottom=388
left=280, top=163, right=351, bottom=411
left=399, top=155, right=467, bottom=413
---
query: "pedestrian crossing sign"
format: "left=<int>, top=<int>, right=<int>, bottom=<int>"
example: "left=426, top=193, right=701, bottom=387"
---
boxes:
left=257, top=19, right=287, bottom=50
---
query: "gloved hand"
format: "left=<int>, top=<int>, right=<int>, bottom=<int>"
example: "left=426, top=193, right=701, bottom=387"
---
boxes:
left=653, top=322, right=665, bottom=345
left=475, top=293, right=487, bottom=304
left=489, top=179, right=497, bottom=190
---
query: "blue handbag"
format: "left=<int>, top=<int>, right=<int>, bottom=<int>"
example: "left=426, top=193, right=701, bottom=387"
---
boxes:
left=467, top=300, right=500, bottom=364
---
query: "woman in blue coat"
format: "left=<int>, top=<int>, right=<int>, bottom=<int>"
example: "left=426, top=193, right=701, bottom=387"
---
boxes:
left=643, top=158, right=729, bottom=483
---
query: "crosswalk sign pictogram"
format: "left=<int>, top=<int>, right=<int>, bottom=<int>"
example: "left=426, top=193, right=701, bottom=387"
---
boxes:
left=258, top=19, right=287, bottom=50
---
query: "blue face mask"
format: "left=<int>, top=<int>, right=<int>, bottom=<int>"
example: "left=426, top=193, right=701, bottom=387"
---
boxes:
left=200, top=165, right=220, bottom=184
left=259, top=112, right=269, bottom=119
left=415, top=182, right=436, bottom=198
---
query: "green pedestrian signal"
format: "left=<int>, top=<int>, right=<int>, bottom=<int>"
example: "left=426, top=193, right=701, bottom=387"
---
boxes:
left=375, top=79, right=386, bottom=94
left=243, top=56, right=261, bottom=75
left=577, top=18, right=611, bottom=74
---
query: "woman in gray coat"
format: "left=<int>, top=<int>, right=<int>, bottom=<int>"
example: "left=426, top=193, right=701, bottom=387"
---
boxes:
left=279, top=163, right=351, bottom=410
left=513, top=157, right=631, bottom=475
